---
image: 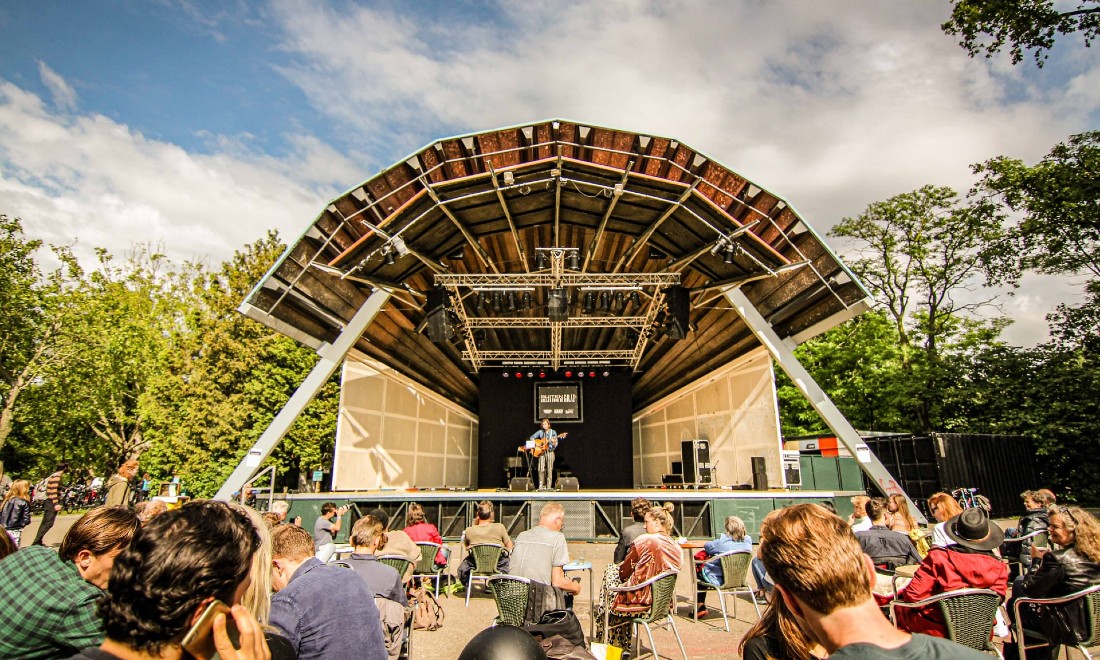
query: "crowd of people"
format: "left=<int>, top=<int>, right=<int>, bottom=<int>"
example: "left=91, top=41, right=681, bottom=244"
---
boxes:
left=1, top=479, right=1097, bottom=660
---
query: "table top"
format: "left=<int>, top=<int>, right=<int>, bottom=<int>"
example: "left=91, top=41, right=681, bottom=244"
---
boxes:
left=564, top=560, right=592, bottom=570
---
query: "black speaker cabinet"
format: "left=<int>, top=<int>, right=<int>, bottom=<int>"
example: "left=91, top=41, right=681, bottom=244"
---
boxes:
left=509, top=477, right=534, bottom=492
left=665, top=286, right=690, bottom=340
left=751, top=456, right=768, bottom=490
left=681, top=439, right=712, bottom=486
left=557, top=476, right=580, bottom=491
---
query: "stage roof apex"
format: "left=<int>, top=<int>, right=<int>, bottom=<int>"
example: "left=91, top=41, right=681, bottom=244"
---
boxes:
left=243, top=120, right=870, bottom=411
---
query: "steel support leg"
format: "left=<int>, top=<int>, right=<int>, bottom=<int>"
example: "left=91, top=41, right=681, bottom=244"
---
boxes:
left=215, top=288, right=392, bottom=501
left=722, top=287, right=927, bottom=525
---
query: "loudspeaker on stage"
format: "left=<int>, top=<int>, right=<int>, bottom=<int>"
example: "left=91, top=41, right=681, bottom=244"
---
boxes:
left=509, top=477, right=534, bottom=492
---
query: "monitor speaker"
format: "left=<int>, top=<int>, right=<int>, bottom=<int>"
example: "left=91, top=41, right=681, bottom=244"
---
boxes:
left=557, top=476, right=579, bottom=491
left=509, top=477, right=534, bottom=492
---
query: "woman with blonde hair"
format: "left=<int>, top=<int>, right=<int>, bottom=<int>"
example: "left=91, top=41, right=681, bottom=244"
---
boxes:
left=229, top=502, right=297, bottom=660
left=887, top=493, right=916, bottom=533
left=926, top=492, right=963, bottom=548
left=0, top=479, right=32, bottom=546
left=695, top=515, right=753, bottom=618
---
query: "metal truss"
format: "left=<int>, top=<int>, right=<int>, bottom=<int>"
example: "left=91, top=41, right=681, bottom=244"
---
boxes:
left=463, top=316, right=649, bottom=328
left=434, top=272, right=681, bottom=288
left=466, top=350, right=636, bottom=362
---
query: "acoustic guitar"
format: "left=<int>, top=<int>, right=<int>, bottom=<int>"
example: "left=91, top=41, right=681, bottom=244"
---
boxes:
left=527, top=432, right=567, bottom=457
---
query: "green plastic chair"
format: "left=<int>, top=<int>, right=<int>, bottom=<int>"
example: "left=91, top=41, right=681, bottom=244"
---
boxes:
left=488, top=574, right=532, bottom=627
left=891, top=588, right=1003, bottom=656
left=413, top=541, right=445, bottom=596
left=1014, top=584, right=1100, bottom=660
left=466, top=543, right=506, bottom=607
left=378, top=554, right=412, bottom=580
left=696, top=551, right=761, bottom=631
left=604, top=570, right=687, bottom=660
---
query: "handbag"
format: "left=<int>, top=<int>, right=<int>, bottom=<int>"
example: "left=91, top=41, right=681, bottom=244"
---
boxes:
left=539, top=634, right=598, bottom=660
left=523, top=609, right=586, bottom=648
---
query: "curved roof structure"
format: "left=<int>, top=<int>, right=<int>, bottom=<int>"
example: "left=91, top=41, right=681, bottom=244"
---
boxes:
left=242, top=120, right=870, bottom=412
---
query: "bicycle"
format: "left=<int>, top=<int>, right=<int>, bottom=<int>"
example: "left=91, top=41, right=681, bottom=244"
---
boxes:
left=951, top=487, right=991, bottom=513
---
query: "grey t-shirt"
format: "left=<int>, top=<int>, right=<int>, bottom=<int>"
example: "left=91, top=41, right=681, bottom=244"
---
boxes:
left=509, top=525, right=570, bottom=612
left=830, top=633, right=992, bottom=660
left=313, top=516, right=335, bottom=548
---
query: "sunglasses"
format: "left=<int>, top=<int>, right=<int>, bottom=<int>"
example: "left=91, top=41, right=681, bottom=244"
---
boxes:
left=1054, top=506, right=1078, bottom=526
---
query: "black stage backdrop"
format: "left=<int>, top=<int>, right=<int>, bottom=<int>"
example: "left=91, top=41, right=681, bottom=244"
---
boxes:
left=478, top=369, right=633, bottom=489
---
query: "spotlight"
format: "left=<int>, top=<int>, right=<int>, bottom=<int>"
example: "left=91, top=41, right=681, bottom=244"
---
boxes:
left=588, top=371, right=596, bottom=378
left=527, top=372, right=534, bottom=378
left=492, top=291, right=502, bottom=313
left=474, top=291, right=484, bottom=311
left=566, top=250, right=580, bottom=270
left=611, top=292, right=624, bottom=313
left=515, top=372, right=523, bottom=378
left=602, top=370, right=610, bottom=377
left=578, top=371, right=585, bottom=378
left=539, top=371, right=546, bottom=378
left=583, top=292, right=596, bottom=314
left=507, top=291, right=516, bottom=312
left=535, top=251, right=549, bottom=270
left=503, top=372, right=510, bottom=377
left=564, top=370, right=573, bottom=378
left=598, top=291, right=609, bottom=311
left=383, top=248, right=396, bottom=265
left=630, top=291, right=641, bottom=308
left=521, top=292, right=532, bottom=309
left=724, top=243, right=736, bottom=264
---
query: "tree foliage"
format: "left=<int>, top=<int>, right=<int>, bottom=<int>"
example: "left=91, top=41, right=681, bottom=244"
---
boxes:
left=943, top=0, right=1100, bottom=66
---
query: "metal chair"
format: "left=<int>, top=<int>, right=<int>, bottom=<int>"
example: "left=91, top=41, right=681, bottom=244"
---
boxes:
left=603, top=570, right=687, bottom=660
left=891, top=588, right=1004, bottom=657
left=378, top=554, right=413, bottom=579
left=466, top=543, right=506, bottom=607
left=1013, top=584, right=1100, bottom=660
left=413, top=541, right=445, bottom=596
left=488, top=574, right=532, bottom=627
left=695, top=550, right=761, bottom=631
left=1002, top=530, right=1050, bottom=576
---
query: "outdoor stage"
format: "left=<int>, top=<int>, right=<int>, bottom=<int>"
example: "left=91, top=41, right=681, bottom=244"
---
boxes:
left=281, top=487, right=862, bottom=542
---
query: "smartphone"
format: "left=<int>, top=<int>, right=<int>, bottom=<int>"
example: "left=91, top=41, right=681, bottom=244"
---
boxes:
left=181, top=599, right=239, bottom=660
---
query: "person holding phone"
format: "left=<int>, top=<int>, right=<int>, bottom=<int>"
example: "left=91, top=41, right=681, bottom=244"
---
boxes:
left=73, top=500, right=269, bottom=660
left=312, top=502, right=348, bottom=563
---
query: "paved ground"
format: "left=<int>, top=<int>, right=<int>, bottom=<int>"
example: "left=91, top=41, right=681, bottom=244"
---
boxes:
left=24, top=513, right=757, bottom=659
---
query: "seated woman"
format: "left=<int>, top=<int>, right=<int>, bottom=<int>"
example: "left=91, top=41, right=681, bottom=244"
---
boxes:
left=739, top=591, right=826, bottom=660
left=403, top=502, right=449, bottom=568
left=895, top=507, right=1008, bottom=637
left=596, top=504, right=682, bottom=649
left=1009, top=505, right=1100, bottom=660
left=695, top=515, right=753, bottom=618
left=926, top=492, right=964, bottom=549
left=886, top=493, right=915, bottom=534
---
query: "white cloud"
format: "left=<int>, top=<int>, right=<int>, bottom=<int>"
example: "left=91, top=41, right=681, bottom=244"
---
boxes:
left=0, top=78, right=341, bottom=267
left=36, top=60, right=78, bottom=112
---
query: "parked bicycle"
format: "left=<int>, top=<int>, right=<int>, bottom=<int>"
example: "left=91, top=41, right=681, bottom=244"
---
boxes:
left=951, top=487, right=991, bottom=512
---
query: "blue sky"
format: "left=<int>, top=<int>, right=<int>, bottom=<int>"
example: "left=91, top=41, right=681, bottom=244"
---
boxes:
left=0, top=1, right=1097, bottom=345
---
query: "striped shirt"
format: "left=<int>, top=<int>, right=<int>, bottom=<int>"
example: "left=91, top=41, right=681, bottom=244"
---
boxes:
left=45, top=470, right=63, bottom=503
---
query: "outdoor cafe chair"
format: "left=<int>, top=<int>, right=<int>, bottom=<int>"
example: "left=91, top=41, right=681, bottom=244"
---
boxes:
left=603, top=570, right=687, bottom=660
left=695, top=550, right=761, bottom=631
left=414, top=541, right=446, bottom=596
left=1013, top=584, right=1100, bottom=660
left=890, top=588, right=1004, bottom=657
left=466, top=543, right=506, bottom=607
left=488, top=574, right=532, bottom=627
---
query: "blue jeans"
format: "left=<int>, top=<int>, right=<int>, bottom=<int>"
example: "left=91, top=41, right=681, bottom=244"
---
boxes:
left=751, top=557, right=772, bottom=592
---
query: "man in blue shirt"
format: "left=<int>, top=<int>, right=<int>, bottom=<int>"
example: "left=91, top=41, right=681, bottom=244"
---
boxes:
left=271, top=524, right=387, bottom=660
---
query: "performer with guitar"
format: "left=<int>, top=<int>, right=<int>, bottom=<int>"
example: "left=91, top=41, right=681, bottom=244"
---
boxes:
left=526, top=418, right=567, bottom=491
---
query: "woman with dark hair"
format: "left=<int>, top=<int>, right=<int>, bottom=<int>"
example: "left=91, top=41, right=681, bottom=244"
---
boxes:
left=75, top=500, right=268, bottom=660
left=739, top=593, right=826, bottom=660
left=404, top=502, right=447, bottom=567
left=0, top=479, right=32, bottom=546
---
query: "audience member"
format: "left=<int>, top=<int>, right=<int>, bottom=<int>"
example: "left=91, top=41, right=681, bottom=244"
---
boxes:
left=849, top=495, right=872, bottom=532
left=135, top=499, right=167, bottom=525
left=270, top=523, right=387, bottom=660
left=0, top=478, right=32, bottom=545
left=818, top=500, right=838, bottom=515
left=31, top=461, right=69, bottom=546
left=696, top=515, right=753, bottom=617
left=0, top=506, right=139, bottom=659
left=760, top=503, right=989, bottom=659
left=509, top=501, right=582, bottom=614
left=457, top=500, right=512, bottom=588
left=262, top=511, right=282, bottom=529
left=751, top=510, right=781, bottom=600
left=311, top=502, right=348, bottom=563
left=368, top=507, right=419, bottom=583
left=1009, top=505, right=1100, bottom=660
left=1004, top=490, right=1051, bottom=578
left=404, top=502, right=448, bottom=567
left=613, top=496, right=651, bottom=563
left=271, top=500, right=301, bottom=526
left=886, top=494, right=916, bottom=533
left=104, top=459, right=139, bottom=508
left=0, top=525, right=17, bottom=559
left=895, top=507, right=1008, bottom=637
left=345, top=515, right=408, bottom=604
left=72, top=500, right=268, bottom=660
left=597, top=504, right=681, bottom=650
left=1036, top=488, right=1056, bottom=504
left=740, top=589, right=827, bottom=660
left=926, top=492, right=964, bottom=548
left=856, top=497, right=921, bottom=591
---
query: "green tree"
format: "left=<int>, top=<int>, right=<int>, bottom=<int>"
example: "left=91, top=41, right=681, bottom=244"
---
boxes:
left=943, top=0, right=1100, bottom=66
left=828, top=186, right=1007, bottom=432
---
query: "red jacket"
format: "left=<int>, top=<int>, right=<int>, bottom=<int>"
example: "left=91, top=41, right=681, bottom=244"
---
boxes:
left=896, top=545, right=1007, bottom=637
left=404, top=522, right=446, bottom=565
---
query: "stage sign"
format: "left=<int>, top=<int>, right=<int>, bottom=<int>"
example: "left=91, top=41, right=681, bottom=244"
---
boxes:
left=534, top=382, right=582, bottom=422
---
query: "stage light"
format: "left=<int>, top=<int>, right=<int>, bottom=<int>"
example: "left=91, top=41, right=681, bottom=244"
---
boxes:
left=566, top=250, right=580, bottom=270
left=506, top=291, right=516, bottom=312
left=724, top=243, right=736, bottom=264
left=611, top=291, right=624, bottom=313
left=515, top=372, right=523, bottom=378
left=521, top=292, right=532, bottom=309
left=527, top=372, right=534, bottom=378
left=588, top=371, right=596, bottom=378
left=535, top=251, right=549, bottom=270
left=383, top=248, right=396, bottom=265
left=630, top=291, right=641, bottom=308
left=539, top=371, right=546, bottom=378
left=564, top=370, right=573, bottom=377
left=583, top=291, right=596, bottom=314
left=602, top=370, right=610, bottom=377
left=578, top=371, right=585, bottom=378
left=503, top=372, right=510, bottom=377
